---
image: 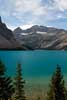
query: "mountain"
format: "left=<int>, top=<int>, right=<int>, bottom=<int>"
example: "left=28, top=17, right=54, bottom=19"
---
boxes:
left=13, top=25, right=67, bottom=50
left=0, top=17, right=28, bottom=50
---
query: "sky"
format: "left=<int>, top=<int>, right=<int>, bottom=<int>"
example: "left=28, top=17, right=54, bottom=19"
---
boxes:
left=0, top=0, right=67, bottom=30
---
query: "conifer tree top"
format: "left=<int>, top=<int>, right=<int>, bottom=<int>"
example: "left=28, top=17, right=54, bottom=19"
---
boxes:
left=47, top=65, right=66, bottom=100
left=0, top=16, right=2, bottom=23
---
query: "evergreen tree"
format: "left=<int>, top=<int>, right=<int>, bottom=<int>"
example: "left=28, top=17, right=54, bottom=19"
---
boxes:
left=0, top=60, right=6, bottom=99
left=0, top=60, right=5, bottom=75
left=47, top=65, right=66, bottom=100
left=15, top=63, right=26, bottom=100
left=3, top=77, right=14, bottom=100
left=0, top=16, right=2, bottom=23
left=0, top=60, right=14, bottom=100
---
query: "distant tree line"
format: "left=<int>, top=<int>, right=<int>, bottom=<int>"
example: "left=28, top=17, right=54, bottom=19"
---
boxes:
left=0, top=60, right=67, bottom=100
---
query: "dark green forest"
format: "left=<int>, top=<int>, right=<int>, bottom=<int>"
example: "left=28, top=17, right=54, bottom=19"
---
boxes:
left=0, top=60, right=67, bottom=100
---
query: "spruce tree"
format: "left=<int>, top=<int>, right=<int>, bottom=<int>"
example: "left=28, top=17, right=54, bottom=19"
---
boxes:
left=0, top=60, right=5, bottom=99
left=0, top=60, right=14, bottom=100
left=3, top=77, right=14, bottom=100
left=47, top=65, right=66, bottom=100
left=15, top=63, right=26, bottom=100
left=0, top=16, right=2, bottom=23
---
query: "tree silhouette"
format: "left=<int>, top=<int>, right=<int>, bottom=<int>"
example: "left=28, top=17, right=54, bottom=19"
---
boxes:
left=0, top=60, right=14, bottom=100
left=47, top=65, right=66, bottom=100
left=0, top=60, right=5, bottom=99
left=14, top=63, right=26, bottom=100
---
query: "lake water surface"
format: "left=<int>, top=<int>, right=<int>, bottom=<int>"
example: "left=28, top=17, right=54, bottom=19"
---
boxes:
left=0, top=50, right=67, bottom=90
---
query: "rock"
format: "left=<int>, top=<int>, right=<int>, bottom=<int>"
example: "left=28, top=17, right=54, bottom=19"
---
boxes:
left=13, top=25, right=67, bottom=50
left=0, top=17, right=28, bottom=50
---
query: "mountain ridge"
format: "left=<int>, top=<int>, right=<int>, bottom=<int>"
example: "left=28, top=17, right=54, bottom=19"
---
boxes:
left=14, top=25, right=67, bottom=34
left=0, top=17, right=29, bottom=50
left=0, top=16, right=67, bottom=50
left=13, top=25, right=67, bottom=50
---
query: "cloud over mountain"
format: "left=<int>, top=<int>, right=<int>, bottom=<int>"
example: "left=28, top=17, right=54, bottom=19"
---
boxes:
left=0, top=0, right=67, bottom=29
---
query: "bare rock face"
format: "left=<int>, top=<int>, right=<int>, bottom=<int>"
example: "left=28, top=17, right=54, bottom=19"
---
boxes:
left=13, top=25, right=67, bottom=50
left=0, top=17, right=28, bottom=50
left=0, top=16, right=67, bottom=50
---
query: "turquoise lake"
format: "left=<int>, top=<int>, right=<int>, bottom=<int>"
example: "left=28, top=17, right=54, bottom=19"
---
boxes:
left=0, top=50, right=67, bottom=89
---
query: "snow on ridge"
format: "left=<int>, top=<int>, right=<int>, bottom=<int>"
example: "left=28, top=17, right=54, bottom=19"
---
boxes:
left=37, top=31, right=47, bottom=34
left=36, top=31, right=55, bottom=36
left=21, top=33, right=28, bottom=35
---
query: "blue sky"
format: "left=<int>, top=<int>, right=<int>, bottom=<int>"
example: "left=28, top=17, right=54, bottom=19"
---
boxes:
left=0, top=0, right=67, bottom=30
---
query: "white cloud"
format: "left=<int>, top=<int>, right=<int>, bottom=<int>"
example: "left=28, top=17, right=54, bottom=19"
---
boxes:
left=53, top=0, right=67, bottom=11
left=8, top=0, right=48, bottom=26
left=6, top=24, right=16, bottom=30
left=57, top=14, right=63, bottom=18
left=20, top=24, right=34, bottom=30
left=13, top=0, right=47, bottom=16
left=0, top=0, right=67, bottom=30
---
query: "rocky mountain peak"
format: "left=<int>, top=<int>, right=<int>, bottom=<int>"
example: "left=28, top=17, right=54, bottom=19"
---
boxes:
left=14, top=27, right=23, bottom=34
left=13, top=25, right=67, bottom=50
left=26, top=25, right=47, bottom=32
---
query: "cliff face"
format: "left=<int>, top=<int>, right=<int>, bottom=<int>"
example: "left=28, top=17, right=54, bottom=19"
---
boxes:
left=0, top=17, right=28, bottom=50
left=0, top=16, right=67, bottom=50
left=13, top=25, right=67, bottom=50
